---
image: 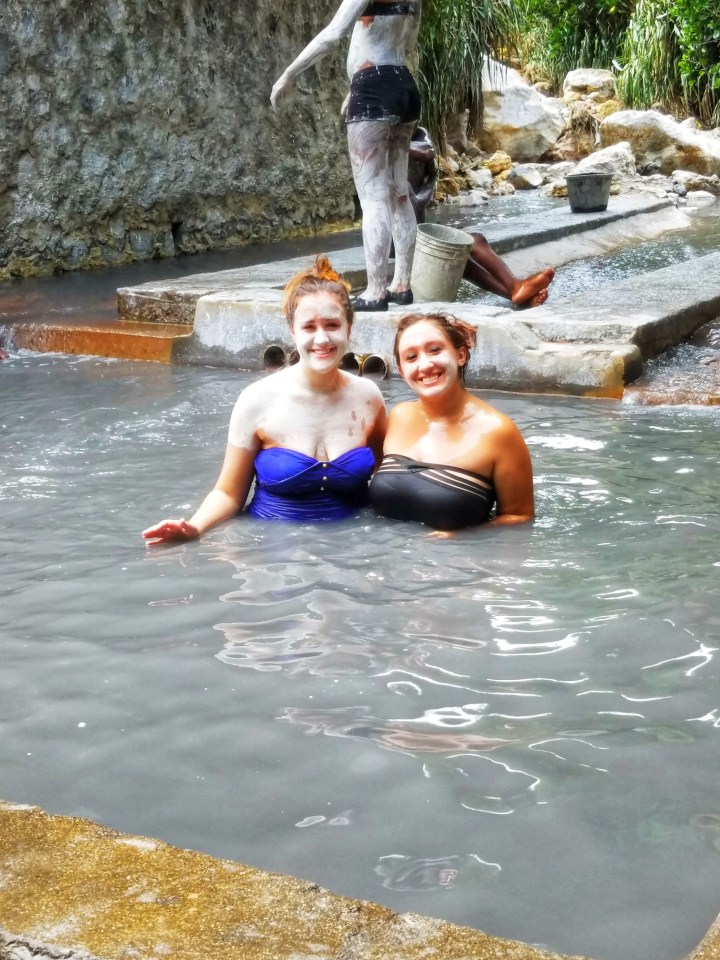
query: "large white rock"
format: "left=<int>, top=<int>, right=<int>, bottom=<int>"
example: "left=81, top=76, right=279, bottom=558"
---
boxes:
left=672, top=170, right=720, bottom=195
left=479, top=59, right=566, bottom=162
left=563, top=68, right=616, bottom=102
left=686, top=190, right=717, bottom=206
left=467, top=167, right=494, bottom=189
left=600, top=110, right=720, bottom=176
left=507, top=163, right=544, bottom=189
left=574, top=141, right=637, bottom=178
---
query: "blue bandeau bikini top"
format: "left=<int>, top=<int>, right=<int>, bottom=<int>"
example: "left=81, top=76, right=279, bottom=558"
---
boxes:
left=248, top=446, right=375, bottom=522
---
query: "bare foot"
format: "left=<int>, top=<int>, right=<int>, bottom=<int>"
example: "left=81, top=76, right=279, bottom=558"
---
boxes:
left=511, top=268, right=555, bottom=306
left=516, top=288, right=549, bottom=310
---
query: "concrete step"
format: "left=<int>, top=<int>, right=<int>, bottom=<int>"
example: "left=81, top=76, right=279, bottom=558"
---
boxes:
left=522, top=249, right=720, bottom=357
left=181, top=250, right=720, bottom=396
left=6, top=195, right=712, bottom=398
left=116, top=196, right=674, bottom=326
left=4, top=319, right=193, bottom=362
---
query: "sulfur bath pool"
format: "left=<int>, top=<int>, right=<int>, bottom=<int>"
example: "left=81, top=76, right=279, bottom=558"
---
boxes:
left=2, top=353, right=720, bottom=960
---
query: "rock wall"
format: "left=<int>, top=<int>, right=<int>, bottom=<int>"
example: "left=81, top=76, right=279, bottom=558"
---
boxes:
left=0, top=0, right=354, bottom=278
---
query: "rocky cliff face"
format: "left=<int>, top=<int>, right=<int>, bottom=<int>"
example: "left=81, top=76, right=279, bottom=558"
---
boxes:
left=0, top=0, right=354, bottom=278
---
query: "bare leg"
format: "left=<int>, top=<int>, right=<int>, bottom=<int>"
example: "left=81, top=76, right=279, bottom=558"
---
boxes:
left=464, top=232, right=555, bottom=307
left=387, top=121, right=416, bottom=294
left=463, top=256, right=511, bottom=298
left=347, top=120, right=394, bottom=302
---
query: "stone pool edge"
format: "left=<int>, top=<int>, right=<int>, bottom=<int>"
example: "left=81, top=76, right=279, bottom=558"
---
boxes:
left=0, top=800, right=591, bottom=960
left=2, top=801, right=719, bottom=960
left=117, top=196, right=720, bottom=398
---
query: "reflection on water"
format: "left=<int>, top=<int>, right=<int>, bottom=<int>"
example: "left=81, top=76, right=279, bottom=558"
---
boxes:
left=375, top=853, right=500, bottom=891
left=2, top=356, right=720, bottom=960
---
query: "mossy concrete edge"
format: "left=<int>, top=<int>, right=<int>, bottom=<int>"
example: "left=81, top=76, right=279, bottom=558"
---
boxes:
left=0, top=800, right=592, bottom=960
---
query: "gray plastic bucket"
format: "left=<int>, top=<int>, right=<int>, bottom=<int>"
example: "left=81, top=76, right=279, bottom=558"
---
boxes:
left=410, top=223, right=474, bottom=302
left=566, top=173, right=613, bottom=213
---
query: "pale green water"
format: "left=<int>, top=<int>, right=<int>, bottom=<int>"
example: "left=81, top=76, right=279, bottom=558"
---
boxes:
left=2, top=354, right=720, bottom=960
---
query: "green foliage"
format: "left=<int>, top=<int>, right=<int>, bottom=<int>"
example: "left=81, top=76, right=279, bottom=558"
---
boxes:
left=672, top=0, right=720, bottom=124
left=617, top=0, right=720, bottom=124
left=616, top=0, right=682, bottom=111
left=418, top=0, right=719, bottom=146
left=418, top=0, right=519, bottom=147
left=514, top=0, right=635, bottom=91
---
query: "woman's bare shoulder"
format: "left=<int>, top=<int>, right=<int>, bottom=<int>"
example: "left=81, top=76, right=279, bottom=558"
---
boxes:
left=471, top=397, right=522, bottom=433
left=387, top=399, right=419, bottom=422
left=228, top=370, right=291, bottom=425
left=344, top=371, right=385, bottom=407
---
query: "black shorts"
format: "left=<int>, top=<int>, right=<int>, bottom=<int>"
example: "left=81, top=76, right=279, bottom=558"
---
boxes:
left=345, top=65, right=421, bottom=124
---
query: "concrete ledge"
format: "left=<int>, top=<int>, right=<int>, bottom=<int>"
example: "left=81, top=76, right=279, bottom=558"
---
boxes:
left=182, top=295, right=639, bottom=397
left=0, top=801, right=588, bottom=960
left=3, top=321, right=193, bottom=363
left=480, top=196, right=673, bottom=255
left=117, top=249, right=369, bottom=326
left=10, top=195, right=712, bottom=395
left=523, top=250, right=720, bottom=358
left=116, top=197, right=674, bottom=327
left=110, top=195, right=710, bottom=395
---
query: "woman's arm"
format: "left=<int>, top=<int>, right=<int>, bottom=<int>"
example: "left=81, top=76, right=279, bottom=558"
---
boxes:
left=142, top=387, right=263, bottom=545
left=489, top=421, right=535, bottom=526
left=142, top=442, right=258, bottom=544
left=271, top=0, right=368, bottom=107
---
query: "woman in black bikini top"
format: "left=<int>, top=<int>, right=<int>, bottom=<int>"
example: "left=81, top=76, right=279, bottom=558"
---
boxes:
left=369, top=312, right=535, bottom=532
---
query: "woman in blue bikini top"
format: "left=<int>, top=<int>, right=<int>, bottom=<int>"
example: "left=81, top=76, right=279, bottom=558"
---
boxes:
left=142, top=257, right=387, bottom=544
left=369, top=312, right=535, bottom=533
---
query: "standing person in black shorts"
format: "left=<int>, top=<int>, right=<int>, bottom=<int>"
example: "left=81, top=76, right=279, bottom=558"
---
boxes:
left=271, top=0, right=422, bottom=311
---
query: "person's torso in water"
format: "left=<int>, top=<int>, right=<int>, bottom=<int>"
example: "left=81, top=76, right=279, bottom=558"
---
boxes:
left=346, top=0, right=422, bottom=78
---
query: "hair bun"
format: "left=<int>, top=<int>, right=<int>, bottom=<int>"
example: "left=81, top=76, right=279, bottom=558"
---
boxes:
left=313, top=255, right=347, bottom=287
left=282, top=255, right=353, bottom=322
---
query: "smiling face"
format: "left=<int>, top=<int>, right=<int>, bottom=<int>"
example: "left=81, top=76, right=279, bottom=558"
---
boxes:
left=291, top=291, right=351, bottom=373
left=396, top=318, right=467, bottom=397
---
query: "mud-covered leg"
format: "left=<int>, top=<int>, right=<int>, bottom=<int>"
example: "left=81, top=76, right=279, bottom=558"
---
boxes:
left=387, top=121, right=416, bottom=294
left=347, top=120, right=393, bottom=302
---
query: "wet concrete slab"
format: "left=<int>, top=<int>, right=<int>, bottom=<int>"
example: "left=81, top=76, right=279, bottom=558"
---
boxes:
left=6, top=195, right=715, bottom=397
left=4, top=320, right=193, bottom=363
left=0, top=801, right=589, bottom=960
left=184, top=292, right=639, bottom=398
left=115, top=197, right=673, bottom=327
left=116, top=249, right=368, bottom=326
left=521, top=249, right=720, bottom=357
left=180, top=206, right=720, bottom=396
left=108, top=195, right=720, bottom=397
left=478, top=195, right=673, bottom=255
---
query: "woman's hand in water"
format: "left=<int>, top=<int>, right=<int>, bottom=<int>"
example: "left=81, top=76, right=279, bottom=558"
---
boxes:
left=142, top=518, right=199, bottom=545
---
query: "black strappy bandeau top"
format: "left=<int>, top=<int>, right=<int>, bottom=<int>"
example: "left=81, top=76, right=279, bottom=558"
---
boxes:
left=362, top=1, right=418, bottom=15
left=369, top=454, right=496, bottom=531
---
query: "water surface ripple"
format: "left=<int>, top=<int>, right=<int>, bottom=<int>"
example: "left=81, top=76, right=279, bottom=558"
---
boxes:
left=2, top=355, right=720, bottom=960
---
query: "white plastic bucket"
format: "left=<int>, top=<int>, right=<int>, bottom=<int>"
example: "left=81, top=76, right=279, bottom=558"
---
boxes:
left=410, top=223, right=474, bottom=302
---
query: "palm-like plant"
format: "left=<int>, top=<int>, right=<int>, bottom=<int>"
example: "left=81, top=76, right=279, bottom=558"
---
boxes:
left=616, top=0, right=683, bottom=113
left=617, top=0, right=720, bottom=125
left=418, top=0, right=520, bottom=148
